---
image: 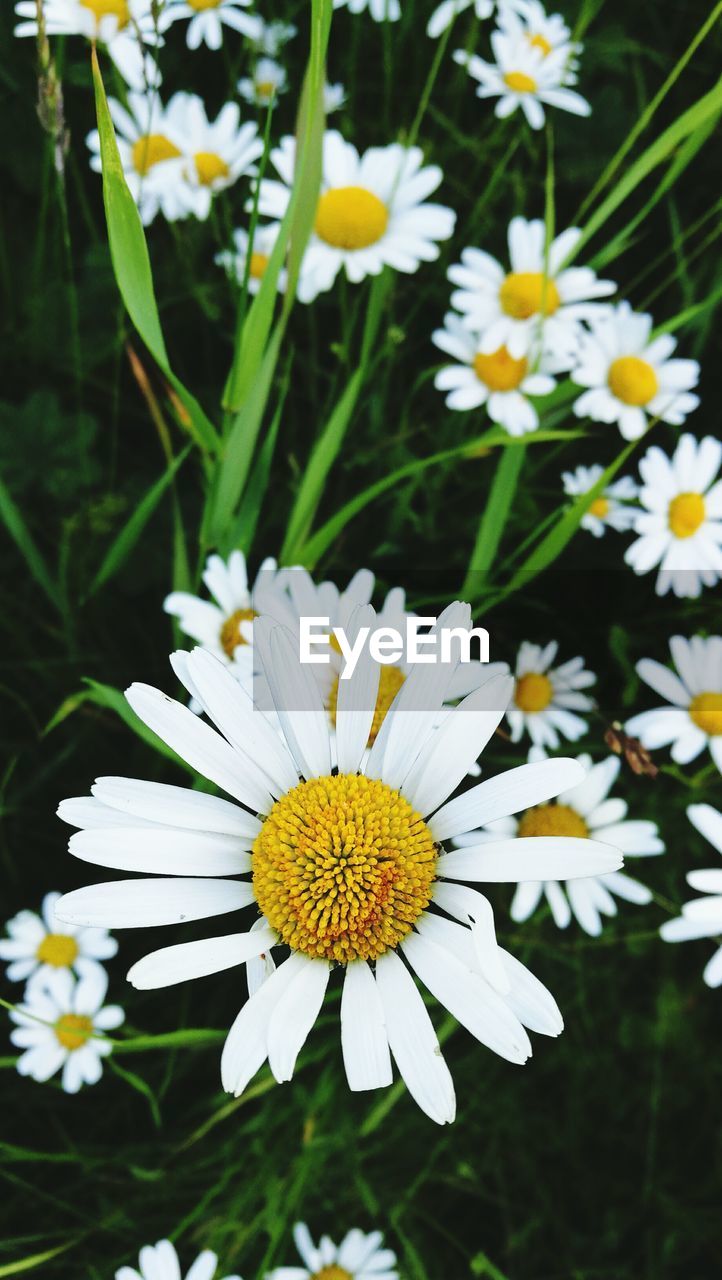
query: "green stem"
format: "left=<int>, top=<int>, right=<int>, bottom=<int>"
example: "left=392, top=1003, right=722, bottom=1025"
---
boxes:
left=461, top=444, right=525, bottom=600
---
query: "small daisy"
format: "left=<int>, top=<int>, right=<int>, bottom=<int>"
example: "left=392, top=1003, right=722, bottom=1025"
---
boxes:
left=457, top=751, right=664, bottom=937
left=87, top=91, right=188, bottom=226
left=0, top=891, right=117, bottom=988
left=162, top=94, right=263, bottom=221
left=432, top=312, right=556, bottom=436
left=267, top=1222, right=397, bottom=1280
left=571, top=302, right=701, bottom=440
left=507, top=641, right=596, bottom=747
left=626, top=634, right=722, bottom=772
left=447, top=218, right=616, bottom=367
left=333, top=0, right=401, bottom=22
left=164, top=550, right=279, bottom=669
left=216, top=225, right=285, bottom=295
left=252, top=17, right=296, bottom=55
left=497, top=1, right=580, bottom=69
left=56, top=616, right=621, bottom=1124
left=237, top=58, right=287, bottom=108
left=324, top=81, right=347, bottom=115
left=10, top=967, right=124, bottom=1093
left=660, top=805, right=722, bottom=988
left=561, top=465, right=639, bottom=538
left=454, top=28, right=590, bottom=130
left=14, top=0, right=162, bottom=90
left=159, top=0, right=261, bottom=51
left=427, top=0, right=493, bottom=40
left=116, top=1239, right=242, bottom=1280
left=624, top=435, right=722, bottom=598
left=256, top=131, right=455, bottom=303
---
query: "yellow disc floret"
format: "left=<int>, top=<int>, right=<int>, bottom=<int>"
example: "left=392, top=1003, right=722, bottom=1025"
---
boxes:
left=55, top=1014, right=94, bottom=1052
left=689, top=692, right=722, bottom=737
left=315, top=187, right=389, bottom=251
left=473, top=346, right=528, bottom=392
left=36, top=934, right=79, bottom=969
left=607, top=356, right=658, bottom=406
left=219, top=607, right=256, bottom=658
left=328, top=665, right=406, bottom=748
left=518, top=802, right=588, bottom=839
left=80, top=0, right=130, bottom=27
left=528, top=32, right=553, bottom=55
left=515, top=671, right=554, bottom=713
left=668, top=492, right=705, bottom=540
left=589, top=496, right=609, bottom=518
left=312, top=1269, right=353, bottom=1280
left=499, top=272, right=561, bottom=320
left=504, top=71, right=538, bottom=94
left=194, top=152, right=230, bottom=186
left=252, top=773, right=438, bottom=963
left=131, top=134, right=182, bottom=176
left=249, top=251, right=270, bottom=279
left=187, top=0, right=221, bottom=8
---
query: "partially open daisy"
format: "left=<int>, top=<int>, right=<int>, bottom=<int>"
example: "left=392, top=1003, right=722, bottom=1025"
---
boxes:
left=116, top=1238, right=241, bottom=1280
left=237, top=57, right=287, bottom=107
left=427, top=0, right=493, bottom=40
left=432, top=312, right=556, bottom=435
left=454, top=28, right=590, bottom=130
left=256, top=131, right=455, bottom=303
left=216, top=225, right=285, bottom=295
left=164, top=550, right=279, bottom=670
left=507, top=641, right=596, bottom=747
left=268, top=1222, right=397, bottom=1280
left=159, top=0, right=261, bottom=51
left=626, top=634, right=722, bottom=773
left=457, top=751, right=664, bottom=936
left=0, top=891, right=117, bottom=988
left=10, top=967, right=123, bottom=1093
left=624, top=435, right=722, bottom=598
left=571, top=302, right=701, bottom=440
left=87, top=91, right=188, bottom=226
left=333, top=0, right=401, bottom=22
left=15, top=0, right=162, bottom=90
left=660, top=805, right=722, bottom=988
left=163, top=93, right=263, bottom=221
left=561, top=465, right=639, bottom=538
left=447, top=218, right=616, bottom=367
left=252, top=17, right=296, bottom=54
left=56, top=613, right=621, bottom=1124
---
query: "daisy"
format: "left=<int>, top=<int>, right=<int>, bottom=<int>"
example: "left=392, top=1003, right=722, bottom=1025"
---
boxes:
left=432, top=312, right=556, bottom=435
left=497, top=1, right=580, bottom=68
left=14, top=0, right=162, bottom=90
left=164, top=93, right=263, bottom=222
left=216, top=225, right=285, bottom=295
left=333, top=0, right=401, bottom=22
left=0, top=891, right=117, bottom=988
left=116, top=1239, right=241, bottom=1280
left=267, top=1222, right=397, bottom=1280
left=55, top=612, right=622, bottom=1124
left=454, top=28, right=590, bottom=130
left=237, top=58, right=287, bottom=107
left=447, top=218, right=616, bottom=368
left=87, top=91, right=189, bottom=226
left=571, top=302, right=701, bottom=440
left=507, top=641, right=596, bottom=747
left=159, top=0, right=261, bottom=51
left=164, top=550, right=279, bottom=669
left=624, top=435, right=722, bottom=598
left=10, top=967, right=124, bottom=1093
left=456, top=751, right=664, bottom=936
left=561, top=465, right=639, bottom=538
left=660, top=805, right=722, bottom=988
left=252, top=17, right=296, bottom=55
left=626, top=634, right=722, bottom=772
left=255, top=131, right=456, bottom=304
left=427, top=0, right=493, bottom=40
left=324, top=81, right=347, bottom=115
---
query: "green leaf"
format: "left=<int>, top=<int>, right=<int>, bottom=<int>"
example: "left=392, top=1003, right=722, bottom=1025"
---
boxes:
left=0, top=1243, right=74, bottom=1277
left=44, top=680, right=195, bottom=773
left=0, top=471, right=60, bottom=610
left=461, top=444, right=526, bottom=598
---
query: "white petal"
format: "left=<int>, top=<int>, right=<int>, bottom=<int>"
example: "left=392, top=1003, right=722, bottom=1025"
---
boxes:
left=374, top=951, right=456, bottom=1125
left=429, top=757, right=586, bottom=841
left=221, top=953, right=307, bottom=1095
left=56, top=878, right=254, bottom=928
left=437, top=837, right=623, bottom=882
left=127, top=928, right=275, bottom=989
left=254, top=621, right=332, bottom=779
left=335, top=606, right=381, bottom=775
left=92, top=777, right=261, bottom=838
left=267, top=955, right=330, bottom=1081
left=430, top=882, right=509, bottom=993
left=341, top=960, right=393, bottom=1090
left=68, top=827, right=250, bottom=876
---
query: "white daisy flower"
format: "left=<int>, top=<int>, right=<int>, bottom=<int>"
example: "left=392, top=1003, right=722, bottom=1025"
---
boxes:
left=432, top=312, right=556, bottom=436
left=447, top=218, right=616, bottom=368
left=215, top=225, right=285, bottom=295
left=15, top=0, right=162, bottom=90
left=427, top=0, right=493, bottom=41
left=163, top=93, right=264, bottom=221
left=164, top=550, right=279, bottom=669
left=571, top=302, right=701, bottom=440
left=237, top=58, right=287, bottom=108
left=268, top=1221, right=397, bottom=1280
left=456, top=750, right=664, bottom=937
left=116, top=1239, right=241, bottom=1280
left=87, top=91, right=189, bottom=226
left=561, top=464, right=639, bottom=538
left=626, top=634, right=722, bottom=773
left=624, top=435, right=722, bottom=599
left=497, top=0, right=580, bottom=68
left=256, top=131, right=456, bottom=304
left=333, top=0, right=401, bottom=22
left=507, top=641, right=596, bottom=747
left=454, top=28, right=590, bottom=130
left=324, top=81, right=347, bottom=115
left=10, top=967, right=124, bottom=1093
left=159, top=0, right=261, bottom=51
left=660, top=805, right=722, bottom=988
left=252, top=17, right=296, bottom=55
left=0, top=891, right=117, bottom=988
left=56, top=611, right=622, bottom=1125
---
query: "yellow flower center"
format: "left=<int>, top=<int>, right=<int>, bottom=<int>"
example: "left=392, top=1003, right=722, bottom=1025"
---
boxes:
left=312, top=1270, right=352, bottom=1280
left=131, top=134, right=182, bottom=177
left=499, top=272, right=561, bottom=321
left=256, top=81, right=277, bottom=99
left=187, top=0, right=221, bottom=9
left=589, top=496, right=609, bottom=518
left=514, top=671, right=554, bottom=713
left=607, top=356, right=658, bottom=407
left=36, top=933, right=79, bottom=968
left=219, top=607, right=256, bottom=658
left=528, top=32, right=553, bottom=55
left=689, top=692, right=722, bottom=737
left=80, top=0, right=130, bottom=27
left=473, top=346, right=528, bottom=392
left=668, top=492, right=705, bottom=540
left=252, top=773, right=438, bottom=963
left=518, top=802, right=589, bottom=839
left=315, top=186, right=389, bottom=251
left=55, top=1013, right=94, bottom=1052
left=328, top=665, right=406, bottom=748
left=194, top=152, right=230, bottom=186
left=504, top=71, right=538, bottom=94
left=249, top=251, right=269, bottom=279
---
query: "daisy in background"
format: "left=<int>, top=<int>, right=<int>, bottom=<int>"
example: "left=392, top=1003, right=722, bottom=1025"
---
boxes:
left=454, top=26, right=590, bottom=130
left=626, top=634, right=722, bottom=772
left=163, top=94, right=263, bottom=221
left=10, top=967, right=123, bottom=1093
left=164, top=550, right=279, bottom=671
left=661, top=805, right=722, bottom=988
left=448, top=218, right=616, bottom=369
left=56, top=612, right=622, bottom=1125
left=216, top=225, right=285, bottom=295
left=571, top=302, right=700, bottom=440
left=497, top=0, right=580, bottom=70
left=116, top=1239, right=242, bottom=1280
left=14, top=0, right=162, bottom=89
left=252, top=17, right=296, bottom=54
left=432, top=312, right=556, bottom=436
left=267, top=1222, right=397, bottom=1280
left=255, top=131, right=455, bottom=303
left=456, top=750, right=664, bottom=936
left=562, top=465, right=639, bottom=538
left=324, top=81, right=347, bottom=114
left=333, top=0, right=401, bottom=22
left=507, top=641, right=596, bottom=747
left=427, top=0, right=493, bottom=40
left=159, top=0, right=261, bottom=51
left=624, top=435, right=722, bottom=598
left=237, top=58, right=287, bottom=108
left=0, top=892, right=116, bottom=988
left=87, top=91, right=188, bottom=226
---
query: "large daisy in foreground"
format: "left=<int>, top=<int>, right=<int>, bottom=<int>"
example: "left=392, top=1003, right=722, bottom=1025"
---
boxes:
left=268, top=1222, right=397, bottom=1280
left=626, top=634, right=722, bottom=772
left=57, top=608, right=621, bottom=1123
left=660, top=805, right=722, bottom=988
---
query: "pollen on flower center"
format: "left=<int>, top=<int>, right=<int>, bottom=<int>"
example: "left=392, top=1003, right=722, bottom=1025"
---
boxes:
left=668, top=491, right=705, bottom=539
left=504, top=71, right=538, bottom=94
left=36, top=934, right=79, bottom=968
left=328, top=665, right=406, bottom=748
left=589, top=496, right=609, bottom=518
left=219, top=607, right=256, bottom=658
left=252, top=773, right=438, bottom=963
left=528, top=32, right=553, bottom=55
left=607, top=356, right=659, bottom=406
left=315, top=186, right=389, bottom=251
left=499, top=272, right=561, bottom=320
left=518, top=802, right=589, bottom=839
left=80, top=0, right=130, bottom=27
left=474, top=346, right=528, bottom=392
left=187, top=0, right=221, bottom=9
left=131, top=134, right=182, bottom=176
left=249, top=251, right=269, bottom=279
left=689, top=692, right=722, bottom=737
left=194, top=152, right=230, bottom=186
left=256, top=81, right=277, bottom=98
left=312, top=1269, right=353, bottom=1280
left=55, top=1013, right=94, bottom=1052
left=515, top=671, right=553, bottom=713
